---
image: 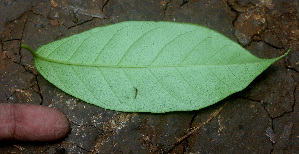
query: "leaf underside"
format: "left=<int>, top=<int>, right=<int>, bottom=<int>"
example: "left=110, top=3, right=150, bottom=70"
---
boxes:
left=33, top=21, right=285, bottom=113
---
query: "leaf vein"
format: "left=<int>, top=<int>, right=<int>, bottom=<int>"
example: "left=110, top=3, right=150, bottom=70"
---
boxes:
left=70, top=66, right=109, bottom=106
left=117, top=26, right=165, bottom=65
left=122, top=68, right=142, bottom=101
left=49, top=63, right=74, bottom=94
left=149, top=29, right=199, bottom=65
left=200, top=44, right=231, bottom=64
left=179, top=37, right=212, bottom=65
left=175, top=67, right=201, bottom=95
left=46, top=38, right=74, bottom=58
left=36, top=60, right=71, bottom=90
left=96, top=67, right=122, bottom=103
left=67, top=31, right=102, bottom=62
left=228, top=52, right=241, bottom=64
left=92, top=25, right=131, bottom=64
left=208, top=67, right=229, bottom=88
left=147, top=68, right=182, bottom=103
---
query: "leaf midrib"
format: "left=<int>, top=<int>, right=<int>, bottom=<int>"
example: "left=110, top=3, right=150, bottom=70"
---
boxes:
left=35, top=56, right=275, bottom=68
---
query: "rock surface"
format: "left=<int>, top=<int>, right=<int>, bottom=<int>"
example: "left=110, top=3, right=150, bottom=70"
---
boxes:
left=0, top=0, right=298, bottom=153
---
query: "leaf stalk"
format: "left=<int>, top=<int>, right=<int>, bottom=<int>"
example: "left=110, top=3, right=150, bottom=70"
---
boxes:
left=21, top=44, right=40, bottom=58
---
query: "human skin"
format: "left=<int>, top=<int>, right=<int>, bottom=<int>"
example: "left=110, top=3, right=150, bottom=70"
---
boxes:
left=0, top=103, right=69, bottom=141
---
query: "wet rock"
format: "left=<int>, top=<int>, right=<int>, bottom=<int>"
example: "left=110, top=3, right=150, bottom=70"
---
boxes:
left=165, top=0, right=236, bottom=40
left=1, top=13, right=28, bottom=41
left=264, top=0, right=299, bottom=71
left=32, top=1, right=52, bottom=17
left=92, top=112, right=195, bottom=153
left=104, top=0, right=165, bottom=22
left=227, top=0, right=255, bottom=13
left=0, top=0, right=38, bottom=32
left=272, top=99, right=298, bottom=153
left=0, top=56, right=41, bottom=104
left=234, top=8, right=267, bottom=45
left=263, top=30, right=283, bottom=48
left=227, top=0, right=274, bottom=12
left=243, top=42, right=295, bottom=118
left=186, top=98, right=273, bottom=153
left=0, top=0, right=297, bottom=153
left=2, top=40, right=21, bottom=63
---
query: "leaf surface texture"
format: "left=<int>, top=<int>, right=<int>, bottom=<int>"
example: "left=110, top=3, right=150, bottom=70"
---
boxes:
left=33, top=21, right=285, bottom=113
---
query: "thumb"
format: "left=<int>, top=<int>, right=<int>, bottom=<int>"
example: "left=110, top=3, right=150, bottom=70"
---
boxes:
left=0, top=103, right=70, bottom=141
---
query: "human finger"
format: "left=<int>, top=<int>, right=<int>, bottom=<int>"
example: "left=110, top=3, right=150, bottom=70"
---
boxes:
left=0, top=103, right=70, bottom=141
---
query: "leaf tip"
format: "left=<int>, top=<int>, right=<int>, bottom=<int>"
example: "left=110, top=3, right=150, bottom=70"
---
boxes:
left=277, top=48, right=291, bottom=59
left=285, top=48, right=291, bottom=56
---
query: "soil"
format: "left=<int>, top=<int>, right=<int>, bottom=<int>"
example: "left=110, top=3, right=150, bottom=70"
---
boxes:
left=0, top=0, right=298, bottom=153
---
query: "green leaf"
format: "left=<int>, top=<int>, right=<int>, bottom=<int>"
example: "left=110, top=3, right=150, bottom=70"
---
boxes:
left=22, top=21, right=288, bottom=113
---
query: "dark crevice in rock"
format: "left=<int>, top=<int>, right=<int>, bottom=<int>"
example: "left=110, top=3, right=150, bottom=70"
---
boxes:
left=42, top=147, right=51, bottom=153
left=239, top=96, right=264, bottom=103
left=73, top=13, right=80, bottom=24
left=55, top=34, right=65, bottom=40
left=268, top=126, right=275, bottom=153
left=101, top=0, right=110, bottom=13
left=8, top=11, right=40, bottom=76
left=240, top=96, right=295, bottom=119
left=284, top=47, right=299, bottom=73
left=6, top=92, right=15, bottom=102
left=166, top=134, right=188, bottom=153
left=166, top=112, right=199, bottom=153
left=263, top=40, right=283, bottom=50
left=182, top=141, right=188, bottom=153
left=189, top=111, right=198, bottom=128
left=287, top=66, right=299, bottom=73
left=31, top=7, right=67, bottom=39
left=167, top=141, right=187, bottom=153
left=182, top=111, right=200, bottom=152
left=20, top=63, right=35, bottom=75
left=251, top=34, right=262, bottom=42
left=2, top=8, right=33, bottom=35
left=271, top=101, right=295, bottom=119
left=226, top=0, right=241, bottom=46
left=166, top=144, right=177, bottom=153
left=291, top=83, right=296, bottom=110
left=70, top=120, right=96, bottom=129
left=88, top=124, right=97, bottom=128
left=261, top=101, right=275, bottom=128
left=1, top=39, right=22, bottom=43
left=35, top=75, right=43, bottom=105
left=55, top=25, right=67, bottom=39
left=76, top=145, right=91, bottom=152
left=163, top=0, right=172, bottom=19
left=180, top=0, right=189, bottom=7
left=292, top=84, right=297, bottom=113
left=240, top=96, right=273, bottom=117
left=226, top=1, right=240, bottom=25
left=47, top=143, right=66, bottom=153
left=31, top=11, right=47, bottom=19
left=67, top=17, right=96, bottom=29
left=256, top=99, right=275, bottom=153
left=42, top=142, right=60, bottom=153
left=286, top=75, right=296, bottom=116
left=1, top=9, right=32, bottom=71
left=16, top=13, right=39, bottom=75
left=19, top=12, right=29, bottom=65
left=63, top=140, right=91, bottom=153
left=70, top=120, right=81, bottom=127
